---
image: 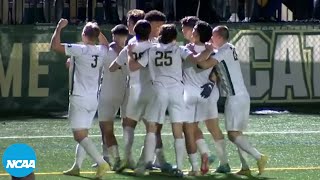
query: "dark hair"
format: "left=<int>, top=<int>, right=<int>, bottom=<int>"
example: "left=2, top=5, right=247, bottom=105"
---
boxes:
left=180, top=16, right=199, bottom=28
left=144, top=10, right=166, bottom=22
left=134, top=20, right=151, bottom=41
left=158, top=24, right=177, bottom=44
left=111, top=24, right=129, bottom=36
left=214, top=25, right=229, bottom=40
left=83, top=22, right=100, bottom=41
left=194, top=21, right=212, bottom=43
left=127, top=9, right=145, bottom=24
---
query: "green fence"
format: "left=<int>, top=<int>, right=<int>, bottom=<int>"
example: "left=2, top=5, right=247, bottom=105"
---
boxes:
left=1, top=23, right=320, bottom=114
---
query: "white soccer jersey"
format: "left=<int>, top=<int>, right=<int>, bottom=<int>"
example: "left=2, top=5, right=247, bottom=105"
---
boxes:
left=213, top=43, right=248, bottom=96
left=183, top=44, right=213, bottom=87
left=116, top=40, right=153, bottom=86
left=139, top=43, right=192, bottom=87
left=65, top=44, right=108, bottom=97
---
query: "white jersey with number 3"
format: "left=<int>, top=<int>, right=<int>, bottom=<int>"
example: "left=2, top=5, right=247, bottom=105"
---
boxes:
left=65, top=44, right=108, bottom=97
left=139, top=43, right=192, bottom=87
left=213, top=43, right=248, bottom=96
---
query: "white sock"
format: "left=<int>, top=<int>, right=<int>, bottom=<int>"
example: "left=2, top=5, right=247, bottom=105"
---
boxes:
left=196, top=139, right=210, bottom=155
left=234, top=135, right=261, bottom=160
left=72, top=143, right=86, bottom=169
left=214, top=139, right=228, bottom=165
left=154, top=148, right=166, bottom=166
left=102, top=144, right=109, bottom=159
left=237, top=147, right=250, bottom=170
left=80, top=137, right=105, bottom=165
left=174, top=138, right=185, bottom=170
left=137, top=146, right=145, bottom=167
left=188, top=153, right=200, bottom=172
left=123, top=126, right=134, bottom=160
left=107, top=145, right=120, bottom=162
left=144, top=132, right=156, bottom=164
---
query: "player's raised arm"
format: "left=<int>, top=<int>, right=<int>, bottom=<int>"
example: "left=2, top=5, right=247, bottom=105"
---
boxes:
left=185, top=43, right=213, bottom=63
left=50, top=18, right=68, bottom=54
left=98, top=31, right=109, bottom=47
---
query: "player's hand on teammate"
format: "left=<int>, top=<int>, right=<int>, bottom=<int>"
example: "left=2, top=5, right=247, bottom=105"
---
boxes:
left=57, top=18, right=68, bottom=29
left=200, top=82, right=215, bottom=98
left=205, top=42, right=214, bottom=52
left=186, top=43, right=196, bottom=54
left=127, top=43, right=135, bottom=56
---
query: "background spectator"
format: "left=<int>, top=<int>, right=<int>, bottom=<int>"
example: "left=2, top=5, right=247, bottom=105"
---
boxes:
left=228, top=0, right=254, bottom=22
left=43, top=0, right=65, bottom=23
left=251, top=0, right=281, bottom=22
left=1, top=0, right=9, bottom=24
left=12, top=0, right=24, bottom=24
left=314, top=0, right=320, bottom=20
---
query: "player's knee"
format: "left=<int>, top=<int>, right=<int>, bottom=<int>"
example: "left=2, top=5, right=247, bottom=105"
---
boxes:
left=122, top=118, right=137, bottom=128
left=227, top=131, right=240, bottom=142
left=147, top=122, right=157, bottom=133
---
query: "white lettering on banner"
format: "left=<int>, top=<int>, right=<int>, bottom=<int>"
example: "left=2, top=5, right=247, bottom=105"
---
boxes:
left=0, top=43, right=22, bottom=97
left=233, top=33, right=270, bottom=99
left=6, top=160, right=36, bottom=169
left=305, top=35, right=320, bottom=98
left=271, top=35, right=309, bottom=99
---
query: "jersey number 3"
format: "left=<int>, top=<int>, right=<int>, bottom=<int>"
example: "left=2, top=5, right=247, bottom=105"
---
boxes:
left=91, top=55, right=98, bottom=68
left=155, top=51, right=172, bottom=66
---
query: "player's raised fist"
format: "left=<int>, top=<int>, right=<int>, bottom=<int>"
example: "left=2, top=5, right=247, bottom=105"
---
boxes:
left=57, top=18, right=68, bottom=29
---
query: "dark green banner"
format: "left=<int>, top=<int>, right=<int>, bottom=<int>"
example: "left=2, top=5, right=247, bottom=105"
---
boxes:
left=1, top=24, right=320, bottom=114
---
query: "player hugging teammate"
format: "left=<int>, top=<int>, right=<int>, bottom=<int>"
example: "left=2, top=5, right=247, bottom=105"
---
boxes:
left=50, top=9, right=268, bottom=180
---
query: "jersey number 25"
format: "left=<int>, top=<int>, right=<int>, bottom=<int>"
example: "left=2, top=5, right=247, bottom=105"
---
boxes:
left=155, top=51, right=172, bottom=66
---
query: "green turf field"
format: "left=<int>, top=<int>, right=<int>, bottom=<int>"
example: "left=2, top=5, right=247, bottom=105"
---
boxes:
left=0, top=113, right=320, bottom=180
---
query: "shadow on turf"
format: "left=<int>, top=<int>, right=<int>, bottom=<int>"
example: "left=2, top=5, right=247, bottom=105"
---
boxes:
left=117, top=171, right=275, bottom=180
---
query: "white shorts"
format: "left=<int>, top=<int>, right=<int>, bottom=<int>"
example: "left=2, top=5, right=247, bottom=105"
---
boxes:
left=98, top=77, right=127, bottom=121
left=184, top=84, right=219, bottom=123
left=125, top=83, right=152, bottom=121
left=69, top=95, right=98, bottom=129
left=144, top=84, right=186, bottom=124
left=225, top=93, right=250, bottom=131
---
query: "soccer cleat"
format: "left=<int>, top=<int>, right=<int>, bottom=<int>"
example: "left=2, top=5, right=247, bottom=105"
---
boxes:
left=134, top=163, right=150, bottom=176
left=63, top=167, right=80, bottom=176
left=160, top=162, right=173, bottom=173
left=215, top=163, right=231, bottom=173
left=169, top=168, right=184, bottom=178
left=188, top=171, right=202, bottom=176
left=208, top=155, right=216, bottom=164
left=92, top=156, right=111, bottom=168
left=117, top=158, right=136, bottom=172
left=112, top=159, right=121, bottom=171
left=235, top=169, right=252, bottom=176
left=95, top=162, right=111, bottom=179
left=257, top=155, right=268, bottom=175
left=200, top=153, right=209, bottom=175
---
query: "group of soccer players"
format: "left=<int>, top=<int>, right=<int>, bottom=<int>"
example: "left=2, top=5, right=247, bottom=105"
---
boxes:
left=50, top=9, right=268, bottom=180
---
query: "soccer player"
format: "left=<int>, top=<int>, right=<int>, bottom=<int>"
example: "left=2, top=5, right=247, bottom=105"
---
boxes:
left=128, top=24, right=213, bottom=176
left=95, top=24, right=129, bottom=170
left=183, top=20, right=230, bottom=174
left=109, top=20, right=153, bottom=171
left=181, top=16, right=199, bottom=43
left=50, top=19, right=110, bottom=179
left=126, top=9, right=145, bottom=43
left=198, top=25, right=268, bottom=176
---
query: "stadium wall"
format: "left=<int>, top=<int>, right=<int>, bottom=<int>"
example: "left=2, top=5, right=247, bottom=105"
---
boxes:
left=0, top=23, right=320, bottom=115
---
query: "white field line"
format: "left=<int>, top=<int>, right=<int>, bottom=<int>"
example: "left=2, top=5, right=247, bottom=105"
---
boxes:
left=0, top=130, right=319, bottom=139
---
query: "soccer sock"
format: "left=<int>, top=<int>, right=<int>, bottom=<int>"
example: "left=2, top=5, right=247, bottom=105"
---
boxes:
left=137, top=146, right=145, bottom=167
left=144, top=132, right=156, bottom=164
left=107, top=145, right=120, bottom=162
left=196, top=139, right=210, bottom=155
left=214, top=139, right=228, bottom=165
left=123, top=126, right=134, bottom=160
left=234, top=135, right=262, bottom=160
left=73, top=143, right=86, bottom=169
left=80, top=137, right=106, bottom=165
left=174, top=138, right=185, bottom=170
left=102, top=144, right=109, bottom=159
left=188, top=153, right=200, bottom=172
left=154, top=148, right=166, bottom=165
left=237, top=147, right=250, bottom=170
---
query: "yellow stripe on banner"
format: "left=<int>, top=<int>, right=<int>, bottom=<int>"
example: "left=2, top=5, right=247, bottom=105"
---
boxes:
left=0, top=167, right=320, bottom=176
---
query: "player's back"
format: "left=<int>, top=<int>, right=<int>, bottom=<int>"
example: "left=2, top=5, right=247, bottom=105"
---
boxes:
left=67, top=44, right=107, bottom=97
left=147, top=43, right=185, bottom=87
left=183, top=44, right=213, bottom=88
left=214, top=43, right=247, bottom=96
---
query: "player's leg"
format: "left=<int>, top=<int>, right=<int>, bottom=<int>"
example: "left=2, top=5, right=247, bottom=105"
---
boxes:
left=99, top=120, right=120, bottom=169
left=226, top=95, right=268, bottom=175
left=235, top=147, right=252, bottom=176
left=171, top=122, right=185, bottom=177
left=183, top=123, right=200, bottom=176
left=204, top=118, right=230, bottom=173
